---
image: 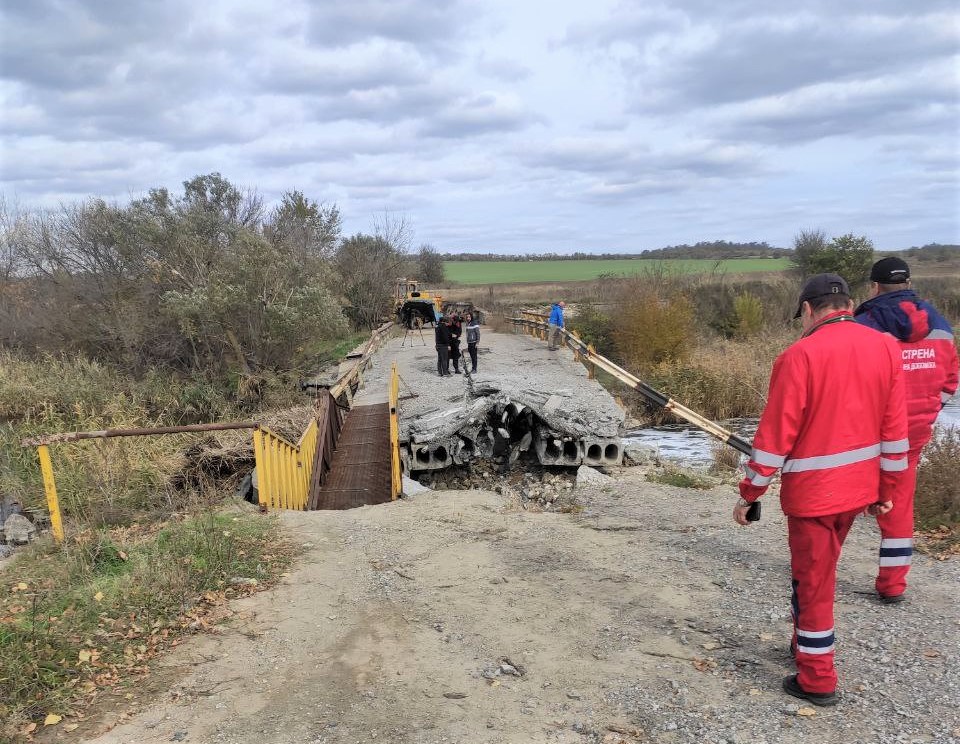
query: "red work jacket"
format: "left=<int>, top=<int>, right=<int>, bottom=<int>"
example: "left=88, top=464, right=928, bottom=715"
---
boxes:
left=739, top=312, right=908, bottom=517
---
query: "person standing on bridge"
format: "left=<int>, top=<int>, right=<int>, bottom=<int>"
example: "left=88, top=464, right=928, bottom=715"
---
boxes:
left=733, top=273, right=908, bottom=707
left=435, top=317, right=452, bottom=376
left=448, top=314, right=463, bottom=374
left=853, top=257, right=959, bottom=603
left=465, top=312, right=481, bottom=373
left=547, top=301, right=565, bottom=351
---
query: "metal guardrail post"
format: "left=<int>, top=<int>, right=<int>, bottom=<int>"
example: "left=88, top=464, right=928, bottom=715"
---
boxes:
left=389, top=362, right=402, bottom=500
left=37, top=445, right=64, bottom=544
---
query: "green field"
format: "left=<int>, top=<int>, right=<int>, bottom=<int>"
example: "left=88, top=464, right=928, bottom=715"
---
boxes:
left=442, top=258, right=790, bottom=285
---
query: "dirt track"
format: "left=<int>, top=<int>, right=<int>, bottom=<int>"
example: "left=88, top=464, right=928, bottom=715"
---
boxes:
left=79, top=467, right=960, bottom=744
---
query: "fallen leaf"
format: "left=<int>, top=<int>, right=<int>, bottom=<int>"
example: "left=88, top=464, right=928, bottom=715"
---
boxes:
left=23, top=722, right=37, bottom=734
left=44, top=713, right=63, bottom=726
left=759, top=632, right=774, bottom=641
left=797, top=707, right=817, bottom=717
left=922, top=649, right=941, bottom=658
left=748, top=688, right=761, bottom=696
left=489, top=679, right=501, bottom=688
left=701, top=641, right=720, bottom=650
left=64, top=723, right=79, bottom=732
left=78, top=650, right=91, bottom=663
left=93, top=591, right=104, bottom=602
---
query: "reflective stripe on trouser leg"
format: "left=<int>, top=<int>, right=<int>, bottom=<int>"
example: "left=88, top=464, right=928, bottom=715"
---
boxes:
left=787, top=509, right=859, bottom=694
left=875, top=448, right=920, bottom=598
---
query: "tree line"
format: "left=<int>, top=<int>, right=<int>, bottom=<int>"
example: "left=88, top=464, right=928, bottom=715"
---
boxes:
left=0, top=173, right=428, bottom=377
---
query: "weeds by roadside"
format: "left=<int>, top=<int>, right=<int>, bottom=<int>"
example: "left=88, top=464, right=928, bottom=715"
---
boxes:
left=0, top=509, right=295, bottom=739
left=915, top=427, right=960, bottom=536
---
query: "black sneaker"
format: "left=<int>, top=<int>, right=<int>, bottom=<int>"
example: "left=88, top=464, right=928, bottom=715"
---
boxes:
left=782, top=675, right=838, bottom=706
left=880, top=593, right=905, bottom=605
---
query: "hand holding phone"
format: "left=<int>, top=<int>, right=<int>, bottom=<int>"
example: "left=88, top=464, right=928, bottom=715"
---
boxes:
left=745, top=501, right=761, bottom=522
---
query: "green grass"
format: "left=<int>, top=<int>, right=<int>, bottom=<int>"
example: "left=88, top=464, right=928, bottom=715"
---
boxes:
left=0, top=511, right=294, bottom=736
left=443, top=258, right=790, bottom=285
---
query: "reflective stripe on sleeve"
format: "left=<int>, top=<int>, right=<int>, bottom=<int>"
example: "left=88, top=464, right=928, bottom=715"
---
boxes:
left=744, top=466, right=774, bottom=487
left=880, top=438, right=909, bottom=454
left=782, top=444, right=880, bottom=473
left=880, top=457, right=908, bottom=472
left=752, top=448, right=786, bottom=468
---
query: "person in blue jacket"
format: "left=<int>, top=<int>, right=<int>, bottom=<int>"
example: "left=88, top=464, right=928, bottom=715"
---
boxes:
left=547, top=301, right=565, bottom=351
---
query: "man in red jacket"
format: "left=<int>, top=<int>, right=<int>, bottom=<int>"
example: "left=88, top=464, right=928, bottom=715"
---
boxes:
left=854, top=257, right=959, bottom=603
left=734, top=273, right=908, bottom=706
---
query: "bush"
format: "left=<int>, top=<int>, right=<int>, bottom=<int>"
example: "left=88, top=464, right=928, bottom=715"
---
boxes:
left=732, top=292, right=764, bottom=337
left=568, top=302, right=614, bottom=356
left=614, top=275, right=696, bottom=372
left=915, top=428, right=960, bottom=530
left=791, top=228, right=874, bottom=287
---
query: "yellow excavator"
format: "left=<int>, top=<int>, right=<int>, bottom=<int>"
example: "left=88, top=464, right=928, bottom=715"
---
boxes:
left=394, top=279, right=443, bottom=328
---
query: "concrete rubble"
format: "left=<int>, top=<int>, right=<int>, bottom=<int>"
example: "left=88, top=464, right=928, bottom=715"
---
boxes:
left=356, top=331, right=626, bottom=474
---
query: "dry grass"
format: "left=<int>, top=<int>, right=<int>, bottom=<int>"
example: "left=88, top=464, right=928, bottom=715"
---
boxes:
left=0, top=509, right=295, bottom=737
left=915, top=428, right=960, bottom=531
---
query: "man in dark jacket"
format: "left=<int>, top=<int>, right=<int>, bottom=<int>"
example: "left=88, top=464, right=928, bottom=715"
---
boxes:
left=854, top=257, right=959, bottom=602
left=448, top=315, right=463, bottom=374
left=435, top=318, right=451, bottom=376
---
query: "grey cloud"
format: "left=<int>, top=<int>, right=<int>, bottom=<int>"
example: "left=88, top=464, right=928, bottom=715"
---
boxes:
left=417, top=92, right=537, bottom=138
left=0, top=0, right=191, bottom=91
left=304, top=0, right=480, bottom=56
left=254, top=42, right=429, bottom=96
left=521, top=138, right=764, bottom=181
left=475, top=55, right=532, bottom=82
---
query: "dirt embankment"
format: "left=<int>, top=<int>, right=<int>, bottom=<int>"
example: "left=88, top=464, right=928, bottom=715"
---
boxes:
left=80, top=469, right=959, bottom=744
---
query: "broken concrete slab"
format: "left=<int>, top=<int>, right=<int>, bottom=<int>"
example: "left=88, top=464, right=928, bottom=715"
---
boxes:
left=347, top=331, right=625, bottom=472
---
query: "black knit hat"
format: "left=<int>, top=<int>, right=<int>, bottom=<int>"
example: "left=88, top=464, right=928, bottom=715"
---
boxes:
left=793, top=273, right=850, bottom=319
left=870, top=256, right=910, bottom=284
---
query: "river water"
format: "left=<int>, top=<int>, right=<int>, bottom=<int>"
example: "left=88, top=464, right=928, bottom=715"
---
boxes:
left=624, top=400, right=960, bottom=469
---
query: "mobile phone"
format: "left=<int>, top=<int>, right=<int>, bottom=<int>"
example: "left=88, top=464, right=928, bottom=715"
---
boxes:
left=746, top=501, right=761, bottom=522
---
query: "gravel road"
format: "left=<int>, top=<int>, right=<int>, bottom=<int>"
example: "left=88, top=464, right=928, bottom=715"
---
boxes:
left=82, top=467, right=960, bottom=744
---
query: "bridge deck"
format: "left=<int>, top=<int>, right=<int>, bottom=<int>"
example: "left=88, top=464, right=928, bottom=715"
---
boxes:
left=313, top=403, right=393, bottom=510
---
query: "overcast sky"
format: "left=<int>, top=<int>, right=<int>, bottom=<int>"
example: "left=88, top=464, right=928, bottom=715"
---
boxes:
left=1, top=0, right=957, bottom=253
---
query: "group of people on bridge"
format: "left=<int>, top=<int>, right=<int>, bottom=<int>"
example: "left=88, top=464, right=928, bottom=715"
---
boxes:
left=434, top=312, right=481, bottom=376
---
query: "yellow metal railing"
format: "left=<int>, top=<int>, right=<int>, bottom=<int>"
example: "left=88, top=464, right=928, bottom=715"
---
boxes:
left=252, top=416, right=321, bottom=511
left=388, top=361, right=401, bottom=500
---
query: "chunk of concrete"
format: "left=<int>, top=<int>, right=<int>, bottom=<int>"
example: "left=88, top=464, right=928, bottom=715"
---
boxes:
left=402, top=476, right=432, bottom=496
left=575, top=465, right=613, bottom=490
left=4, top=513, right=36, bottom=545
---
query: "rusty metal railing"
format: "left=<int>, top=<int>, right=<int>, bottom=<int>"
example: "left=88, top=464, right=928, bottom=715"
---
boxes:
left=511, top=312, right=753, bottom=456
left=22, top=324, right=398, bottom=540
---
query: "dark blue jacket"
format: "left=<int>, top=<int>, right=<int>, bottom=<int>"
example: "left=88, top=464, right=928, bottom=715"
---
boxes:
left=854, top=289, right=958, bottom=445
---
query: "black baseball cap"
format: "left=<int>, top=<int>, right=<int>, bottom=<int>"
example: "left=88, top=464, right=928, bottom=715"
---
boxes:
left=793, top=273, right=850, bottom=319
left=870, top=256, right=910, bottom=284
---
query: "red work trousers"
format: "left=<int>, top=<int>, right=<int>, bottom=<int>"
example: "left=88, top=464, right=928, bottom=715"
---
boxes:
left=787, top=507, right=860, bottom=694
left=875, top=447, right=921, bottom=598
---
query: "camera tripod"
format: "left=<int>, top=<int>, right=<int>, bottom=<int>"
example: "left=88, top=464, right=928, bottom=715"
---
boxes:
left=401, top=317, right=428, bottom=347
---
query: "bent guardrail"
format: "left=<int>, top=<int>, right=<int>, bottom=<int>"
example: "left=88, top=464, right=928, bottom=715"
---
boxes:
left=512, top=312, right=753, bottom=456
